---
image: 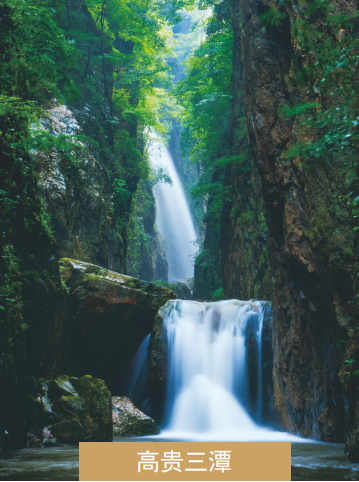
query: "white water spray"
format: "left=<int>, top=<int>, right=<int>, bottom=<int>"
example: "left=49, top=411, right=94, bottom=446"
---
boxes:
left=148, top=135, right=197, bottom=281
left=158, top=299, right=307, bottom=442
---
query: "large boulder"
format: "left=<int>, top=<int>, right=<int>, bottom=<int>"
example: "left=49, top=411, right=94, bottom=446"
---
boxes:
left=112, top=396, right=160, bottom=436
left=59, top=259, right=175, bottom=393
left=24, top=375, right=112, bottom=445
left=168, top=279, right=193, bottom=300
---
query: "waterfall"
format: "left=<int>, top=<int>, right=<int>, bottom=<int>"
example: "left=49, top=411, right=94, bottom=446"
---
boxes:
left=148, top=135, right=197, bottom=281
left=126, top=334, right=151, bottom=414
left=127, top=334, right=150, bottom=399
left=162, top=299, right=264, bottom=435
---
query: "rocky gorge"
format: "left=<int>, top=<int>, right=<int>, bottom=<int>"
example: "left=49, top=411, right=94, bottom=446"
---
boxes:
left=1, top=0, right=359, bottom=473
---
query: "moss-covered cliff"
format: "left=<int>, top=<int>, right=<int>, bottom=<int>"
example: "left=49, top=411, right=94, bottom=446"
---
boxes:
left=234, top=0, right=359, bottom=458
left=0, top=0, right=175, bottom=451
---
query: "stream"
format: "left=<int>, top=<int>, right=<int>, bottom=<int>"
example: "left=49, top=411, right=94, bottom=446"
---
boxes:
left=1, top=442, right=358, bottom=481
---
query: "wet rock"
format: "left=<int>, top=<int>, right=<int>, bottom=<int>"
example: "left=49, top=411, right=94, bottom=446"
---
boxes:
left=50, top=420, right=83, bottom=445
left=112, top=397, right=160, bottom=436
left=60, top=258, right=174, bottom=393
left=24, top=375, right=112, bottom=444
left=169, top=279, right=192, bottom=300
left=147, top=303, right=170, bottom=422
left=34, top=100, right=127, bottom=273
left=224, top=0, right=359, bottom=452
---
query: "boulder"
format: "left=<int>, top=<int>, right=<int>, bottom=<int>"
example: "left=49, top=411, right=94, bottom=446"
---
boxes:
left=168, top=280, right=192, bottom=300
left=24, top=375, right=112, bottom=445
left=59, top=258, right=175, bottom=393
left=112, top=397, right=160, bottom=437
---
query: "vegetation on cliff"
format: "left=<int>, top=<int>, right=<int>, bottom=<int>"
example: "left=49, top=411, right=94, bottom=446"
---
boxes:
left=2, top=0, right=359, bottom=463
left=0, top=0, right=175, bottom=450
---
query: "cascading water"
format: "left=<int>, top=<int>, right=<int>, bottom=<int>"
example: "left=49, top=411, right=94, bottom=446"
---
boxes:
left=157, top=299, right=304, bottom=442
left=148, top=135, right=197, bottom=281
left=163, top=300, right=261, bottom=434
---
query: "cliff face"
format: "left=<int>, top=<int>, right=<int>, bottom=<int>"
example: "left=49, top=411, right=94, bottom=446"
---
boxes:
left=232, top=0, right=359, bottom=455
left=34, top=101, right=127, bottom=273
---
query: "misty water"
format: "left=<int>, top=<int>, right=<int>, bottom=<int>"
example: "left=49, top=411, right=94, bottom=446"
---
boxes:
left=148, top=135, right=197, bottom=281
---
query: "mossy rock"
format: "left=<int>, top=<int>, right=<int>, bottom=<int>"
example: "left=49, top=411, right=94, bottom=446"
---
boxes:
left=57, top=259, right=175, bottom=395
left=49, top=420, right=83, bottom=444
left=25, top=374, right=112, bottom=443
left=43, top=438, right=62, bottom=448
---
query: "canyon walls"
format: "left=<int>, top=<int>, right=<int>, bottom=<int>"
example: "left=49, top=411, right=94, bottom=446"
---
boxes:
left=223, top=0, right=359, bottom=458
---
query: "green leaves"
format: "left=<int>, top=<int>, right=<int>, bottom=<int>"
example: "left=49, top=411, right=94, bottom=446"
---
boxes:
left=113, top=179, right=131, bottom=211
left=281, top=0, right=359, bottom=167
left=260, top=6, right=288, bottom=30
left=148, top=165, right=172, bottom=188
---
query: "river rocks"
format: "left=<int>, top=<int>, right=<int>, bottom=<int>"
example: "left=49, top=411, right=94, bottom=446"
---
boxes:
left=50, top=420, right=83, bottom=444
left=24, top=375, right=112, bottom=445
left=60, top=259, right=174, bottom=393
left=112, top=397, right=160, bottom=436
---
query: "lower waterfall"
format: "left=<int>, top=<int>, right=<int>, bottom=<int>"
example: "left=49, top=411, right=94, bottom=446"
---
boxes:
left=164, top=300, right=262, bottom=433
left=157, top=299, right=303, bottom=442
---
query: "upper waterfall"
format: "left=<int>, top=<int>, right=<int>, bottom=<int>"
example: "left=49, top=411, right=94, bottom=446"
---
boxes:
left=148, top=135, right=197, bottom=281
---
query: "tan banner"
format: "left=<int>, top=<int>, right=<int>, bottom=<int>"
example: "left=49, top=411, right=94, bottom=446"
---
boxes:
left=79, top=442, right=291, bottom=481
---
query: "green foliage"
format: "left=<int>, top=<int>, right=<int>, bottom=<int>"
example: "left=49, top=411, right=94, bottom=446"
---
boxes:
left=193, top=247, right=223, bottom=300
left=148, top=165, right=172, bottom=188
left=282, top=2, right=359, bottom=165
left=175, top=1, right=233, bottom=231
left=260, top=6, right=288, bottom=30
left=176, top=24, right=233, bottom=165
left=127, top=214, right=151, bottom=277
left=211, top=287, right=225, bottom=301
left=127, top=179, right=154, bottom=277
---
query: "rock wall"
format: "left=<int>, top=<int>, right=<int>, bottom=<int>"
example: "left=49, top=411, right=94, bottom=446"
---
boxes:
left=35, top=101, right=127, bottom=273
left=230, top=0, right=359, bottom=457
left=221, top=0, right=271, bottom=302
